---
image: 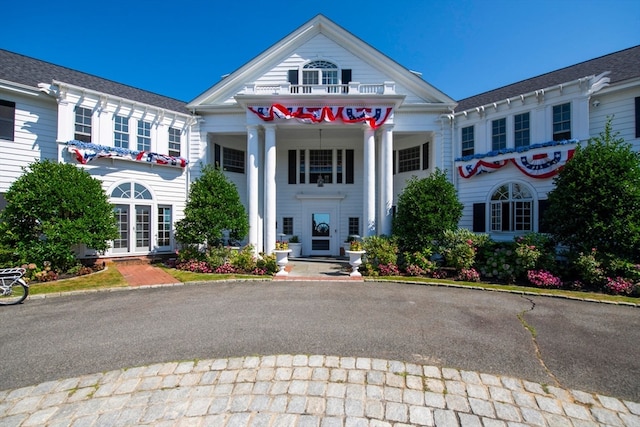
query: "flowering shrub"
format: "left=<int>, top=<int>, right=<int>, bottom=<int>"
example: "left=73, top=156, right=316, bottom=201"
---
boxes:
left=401, top=248, right=437, bottom=277
left=252, top=267, right=268, bottom=275
left=457, top=268, right=480, bottom=282
left=479, top=245, right=517, bottom=283
left=214, top=262, right=236, bottom=274
left=604, top=276, right=634, bottom=295
left=230, top=245, right=258, bottom=273
left=177, top=260, right=213, bottom=273
left=573, top=248, right=604, bottom=287
left=438, top=229, right=489, bottom=271
left=257, top=253, right=278, bottom=275
left=527, top=270, right=562, bottom=288
left=378, top=263, right=400, bottom=276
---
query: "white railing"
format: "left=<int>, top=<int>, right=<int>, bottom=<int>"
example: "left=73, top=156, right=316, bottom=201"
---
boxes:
left=244, top=82, right=395, bottom=95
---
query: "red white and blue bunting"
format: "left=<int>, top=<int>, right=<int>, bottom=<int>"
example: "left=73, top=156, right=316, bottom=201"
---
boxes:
left=66, top=141, right=188, bottom=168
left=458, top=149, right=575, bottom=179
left=249, top=104, right=393, bottom=129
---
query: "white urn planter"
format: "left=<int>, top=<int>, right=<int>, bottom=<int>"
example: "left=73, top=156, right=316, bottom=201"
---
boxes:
left=345, top=250, right=366, bottom=277
left=274, top=249, right=292, bottom=276
left=288, top=243, right=302, bottom=258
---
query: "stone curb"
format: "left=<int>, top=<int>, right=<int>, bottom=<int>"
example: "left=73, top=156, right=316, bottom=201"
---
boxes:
left=1, top=355, right=639, bottom=426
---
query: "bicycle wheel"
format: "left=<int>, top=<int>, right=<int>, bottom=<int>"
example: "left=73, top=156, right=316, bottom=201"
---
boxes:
left=0, top=280, right=29, bottom=305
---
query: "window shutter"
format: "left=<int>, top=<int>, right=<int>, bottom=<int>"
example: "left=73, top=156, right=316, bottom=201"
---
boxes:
left=346, top=149, right=354, bottom=184
left=538, top=199, right=550, bottom=233
left=288, top=70, right=298, bottom=85
left=214, top=144, right=221, bottom=168
left=393, top=151, right=396, bottom=175
left=472, top=203, right=486, bottom=232
left=341, top=69, right=352, bottom=93
left=422, top=142, right=430, bottom=170
left=288, top=150, right=296, bottom=184
left=635, top=97, right=640, bottom=138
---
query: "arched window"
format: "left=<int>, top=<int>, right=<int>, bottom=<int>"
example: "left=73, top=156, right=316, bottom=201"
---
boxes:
left=490, top=182, right=533, bottom=232
left=111, top=182, right=152, bottom=200
left=301, top=60, right=338, bottom=93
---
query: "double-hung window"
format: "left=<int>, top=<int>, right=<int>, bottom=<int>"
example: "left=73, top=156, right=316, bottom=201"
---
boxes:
left=137, top=121, right=151, bottom=151
left=114, top=116, right=129, bottom=148
left=492, top=118, right=506, bottom=150
left=168, top=127, right=181, bottom=157
left=398, top=146, right=421, bottom=173
left=553, top=103, right=571, bottom=141
left=74, top=106, right=92, bottom=142
left=461, top=126, right=474, bottom=157
left=514, top=112, right=530, bottom=148
left=0, top=99, right=15, bottom=141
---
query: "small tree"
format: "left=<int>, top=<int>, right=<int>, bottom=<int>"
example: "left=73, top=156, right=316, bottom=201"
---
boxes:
left=0, top=160, right=118, bottom=271
left=543, top=117, right=640, bottom=262
left=175, top=165, right=248, bottom=249
left=392, top=169, right=463, bottom=253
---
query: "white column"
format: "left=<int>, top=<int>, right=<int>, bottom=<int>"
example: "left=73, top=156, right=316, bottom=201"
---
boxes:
left=264, top=125, right=277, bottom=254
left=247, top=125, right=260, bottom=255
left=363, top=125, right=376, bottom=236
left=380, top=124, right=394, bottom=236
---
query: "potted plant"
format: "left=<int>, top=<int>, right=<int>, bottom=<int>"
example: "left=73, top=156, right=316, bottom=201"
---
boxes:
left=345, top=238, right=366, bottom=277
left=342, top=235, right=359, bottom=257
left=273, top=240, right=291, bottom=276
left=288, top=235, right=302, bottom=258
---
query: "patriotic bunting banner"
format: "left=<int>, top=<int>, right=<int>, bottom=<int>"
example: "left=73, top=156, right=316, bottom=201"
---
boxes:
left=249, top=104, right=393, bottom=129
left=458, top=149, right=574, bottom=179
left=66, top=141, right=188, bottom=168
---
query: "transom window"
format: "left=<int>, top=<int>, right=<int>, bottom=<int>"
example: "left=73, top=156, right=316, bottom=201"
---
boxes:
left=514, top=112, right=530, bottom=148
left=398, top=146, right=421, bottom=173
left=0, top=99, right=15, bottom=141
left=74, top=106, right=92, bottom=142
left=553, top=103, right=571, bottom=141
left=490, top=182, right=533, bottom=232
left=137, top=121, right=151, bottom=151
left=114, top=116, right=129, bottom=149
left=461, top=126, right=474, bottom=157
left=168, top=127, right=181, bottom=157
left=111, top=182, right=152, bottom=200
left=492, top=118, right=507, bottom=150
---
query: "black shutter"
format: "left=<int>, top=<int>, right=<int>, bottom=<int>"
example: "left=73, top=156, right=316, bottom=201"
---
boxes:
left=346, top=149, right=354, bottom=184
left=635, top=97, right=640, bottom=138
left=214, top=144, right=221, bottom=169
left=288, top=150, right=296, bottom=184
left=341, top=69, right=352, bottom=93
left=422, top=142, right=429, bottom=170
left=472, top=203, right=486, bottom=232
left=393, top=151, right=396, bottom=175
left=288, top=70, right=298, bottom=85
left=538, top=199, right=550, bottom=233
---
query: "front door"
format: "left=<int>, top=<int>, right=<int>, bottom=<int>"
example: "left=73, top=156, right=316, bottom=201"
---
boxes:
left=304, top=204, right=339, bottom=256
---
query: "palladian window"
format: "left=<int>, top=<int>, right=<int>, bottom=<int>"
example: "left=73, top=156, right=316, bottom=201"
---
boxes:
left=490, top=182, right=533, bottom=232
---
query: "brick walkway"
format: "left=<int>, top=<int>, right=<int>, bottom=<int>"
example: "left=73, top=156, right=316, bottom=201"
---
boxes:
left=115, top=264, right=179, bottom=287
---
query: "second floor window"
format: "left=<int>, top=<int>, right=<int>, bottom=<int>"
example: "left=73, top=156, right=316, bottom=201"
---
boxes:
left=114, top=116, right=129, bottom=149
left=492, top=118, right=506, bottom=150
left=461, top=126, right=474, bottom=157
left=514, top=112, right=530, bottom=148
left=74, top=106, right=92, bottom=142
left=303, top=61, right=338, bottom=93
left=553, top=103, right=571, bottom=141
left=137, top=121, right=151, bottom=151
left=168, top=127, right=181, bottom=157
left=0, top=99, right=15, bottom=141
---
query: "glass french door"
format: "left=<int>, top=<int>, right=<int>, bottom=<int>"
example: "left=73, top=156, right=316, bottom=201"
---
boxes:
left=113, top=204, right=152, bottom=253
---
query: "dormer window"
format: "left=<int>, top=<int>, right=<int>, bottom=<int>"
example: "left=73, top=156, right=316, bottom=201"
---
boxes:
left=288, top=61, right=351, bottom=94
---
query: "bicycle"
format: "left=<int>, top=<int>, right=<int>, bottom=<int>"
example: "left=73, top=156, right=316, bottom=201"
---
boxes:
left=0, top=268, right=29, bottom=305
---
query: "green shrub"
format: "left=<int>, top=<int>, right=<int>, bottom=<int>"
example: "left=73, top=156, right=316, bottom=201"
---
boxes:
left=229, top=245, right=257, bottom=273
left=400, top=248, right=437, bottom=276
left=361, top=236, right=398, bottom=275
left=438, top=229, right=490, bottom=271
left=0, top=160, right=118, bottom=271
left=393, top=169, right=463, bottom=253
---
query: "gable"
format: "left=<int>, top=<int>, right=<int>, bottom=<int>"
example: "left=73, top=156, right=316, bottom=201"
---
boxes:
left=187, top=15, right=455, bottom=110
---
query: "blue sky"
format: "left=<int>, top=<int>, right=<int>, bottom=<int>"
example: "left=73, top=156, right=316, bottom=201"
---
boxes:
left=2, top=0, right=638, bottom=102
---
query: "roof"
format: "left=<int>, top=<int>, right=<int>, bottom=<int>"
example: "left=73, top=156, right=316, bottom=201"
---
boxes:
left=456, top=45, right=640, bottom=112
left=0, top=49, right=189, bottom=113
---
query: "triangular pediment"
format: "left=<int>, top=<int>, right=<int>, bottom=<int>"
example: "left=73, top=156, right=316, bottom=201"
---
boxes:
left=187, top=15, right=455, bottom=111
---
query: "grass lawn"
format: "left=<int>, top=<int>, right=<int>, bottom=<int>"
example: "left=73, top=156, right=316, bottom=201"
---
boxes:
left=25, top=265, right=638, bottom=306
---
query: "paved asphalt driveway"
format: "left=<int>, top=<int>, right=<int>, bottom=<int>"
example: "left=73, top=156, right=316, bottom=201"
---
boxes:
left=1, top=281, right=638, bottom=401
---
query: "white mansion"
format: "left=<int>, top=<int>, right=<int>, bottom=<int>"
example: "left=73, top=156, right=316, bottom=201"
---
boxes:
left=1, top=15, right=639, bottom=259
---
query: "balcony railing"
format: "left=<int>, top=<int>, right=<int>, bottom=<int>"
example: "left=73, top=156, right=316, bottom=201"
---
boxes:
left=243, top=82, right=396, bottom=96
